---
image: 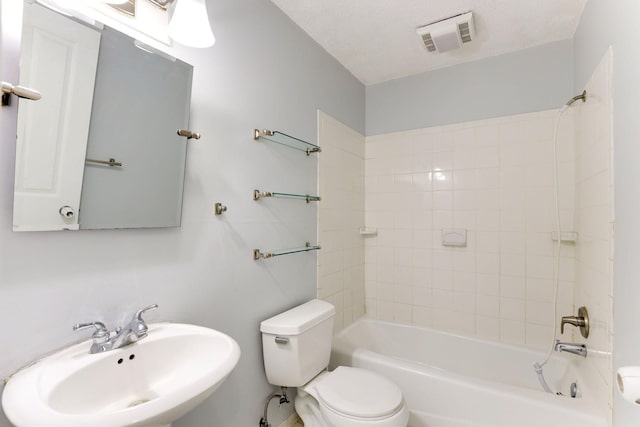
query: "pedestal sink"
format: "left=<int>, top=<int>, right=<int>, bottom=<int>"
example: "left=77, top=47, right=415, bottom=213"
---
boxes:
left=2, top=323, right=241, bottom=427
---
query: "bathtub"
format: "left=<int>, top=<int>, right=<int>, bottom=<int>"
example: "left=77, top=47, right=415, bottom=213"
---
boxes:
left=330, top=318, right=607, bottom=427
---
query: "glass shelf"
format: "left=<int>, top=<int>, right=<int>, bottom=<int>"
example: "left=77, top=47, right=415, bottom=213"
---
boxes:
left=253, top=189, right=321, bottom=203
left=253, top=129, right=321, bottom=155
left=253, top=242, right=321, bottom=260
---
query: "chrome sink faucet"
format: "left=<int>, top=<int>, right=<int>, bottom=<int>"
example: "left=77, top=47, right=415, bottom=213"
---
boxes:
left=73, top=304, right=158, bottom=354
left=554, top=340, right=587, bottom=357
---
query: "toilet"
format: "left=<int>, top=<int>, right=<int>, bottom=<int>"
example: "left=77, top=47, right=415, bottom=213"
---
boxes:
left=260, top=299, right=409, bottom=427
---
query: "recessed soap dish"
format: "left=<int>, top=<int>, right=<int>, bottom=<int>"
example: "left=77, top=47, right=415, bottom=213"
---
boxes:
left=442, top=229, right=467, bottom=247
left=359, top=227, right=377, bottom=236
left=551, top=231, right=578, bottom=243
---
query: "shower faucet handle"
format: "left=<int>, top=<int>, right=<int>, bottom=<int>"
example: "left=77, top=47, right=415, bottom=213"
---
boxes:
left=560, top=316, right=585, bottom=333
left=560, top=306, right=590, bottom=338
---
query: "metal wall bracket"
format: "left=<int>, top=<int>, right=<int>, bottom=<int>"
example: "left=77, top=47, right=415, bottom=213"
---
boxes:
left=253, top=242, right=321, bottom=260
left=214, top=202, right=227, bottom=215
left=253, top=128, right=320, bottom=155
left=177, top=129, right=201, bottom=140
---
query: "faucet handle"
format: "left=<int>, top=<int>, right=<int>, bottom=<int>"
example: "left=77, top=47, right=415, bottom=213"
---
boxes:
left=560, top=316, right=580, bottom=334
left=560, top=306, right=590, bottom=338
left=134, top=304, right=158, bottom=322
left=131, top=304, right=158, bottom=338
left=73, top=321, right=110, bottom=344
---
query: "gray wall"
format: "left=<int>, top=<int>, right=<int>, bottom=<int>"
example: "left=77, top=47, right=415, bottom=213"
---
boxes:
left=0, top=1, right=364, bottom=426
left=366, top=39, right=574, bottom=136
left=573, top=1, right=640, bottom=425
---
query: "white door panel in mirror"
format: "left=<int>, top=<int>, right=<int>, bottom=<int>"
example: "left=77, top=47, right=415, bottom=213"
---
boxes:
left=13, top=3, right=100, bottom=231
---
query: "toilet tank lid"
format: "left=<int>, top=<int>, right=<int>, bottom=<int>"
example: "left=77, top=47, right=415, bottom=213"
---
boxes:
left=260, top=299, right=336, bottom=335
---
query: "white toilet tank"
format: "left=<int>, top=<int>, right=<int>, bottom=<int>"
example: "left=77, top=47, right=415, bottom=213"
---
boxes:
left=260, top=299, right=336, bottom=387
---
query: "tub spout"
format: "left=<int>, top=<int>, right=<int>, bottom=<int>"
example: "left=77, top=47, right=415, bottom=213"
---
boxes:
left=554, top=340, right=587, bottom=357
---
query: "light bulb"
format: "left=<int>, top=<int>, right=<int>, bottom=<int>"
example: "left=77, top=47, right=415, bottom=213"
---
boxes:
left=168, top=0, right=215, bottom=48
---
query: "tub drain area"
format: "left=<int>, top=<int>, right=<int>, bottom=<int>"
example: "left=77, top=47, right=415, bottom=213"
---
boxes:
left=128, top=398, right=151, bottom=408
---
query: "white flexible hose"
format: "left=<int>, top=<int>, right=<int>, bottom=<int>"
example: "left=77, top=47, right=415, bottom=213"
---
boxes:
left=532, top=108, right=567, bottom=393
left=534, top=362, right=554, bottom=394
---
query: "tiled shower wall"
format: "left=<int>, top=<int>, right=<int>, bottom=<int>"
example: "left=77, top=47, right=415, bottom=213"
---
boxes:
left=317, top=111, right=366, bottom=333
left=364, top=111, right=576, bottom=349
left=573, top=48, right=614, bottom=420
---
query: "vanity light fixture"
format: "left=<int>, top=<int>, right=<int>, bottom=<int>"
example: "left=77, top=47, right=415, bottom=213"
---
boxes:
left=106, top=0, right=215, bottom=48
left=42, top=0, right=215, bottom=48
left=167, top=0, right=215, bottom=48
left=145, top=0, right=215, bottom=48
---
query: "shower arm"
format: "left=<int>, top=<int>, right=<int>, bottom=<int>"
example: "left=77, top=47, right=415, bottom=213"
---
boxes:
left=565, top=90, right=587, bottom=108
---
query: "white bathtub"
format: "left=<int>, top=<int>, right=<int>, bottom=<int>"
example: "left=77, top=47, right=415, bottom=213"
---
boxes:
left=330, top=318, right=607, bottom=427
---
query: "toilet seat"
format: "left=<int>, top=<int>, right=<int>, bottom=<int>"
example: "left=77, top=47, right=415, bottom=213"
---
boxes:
left=315, top=366, right=404, bottom=420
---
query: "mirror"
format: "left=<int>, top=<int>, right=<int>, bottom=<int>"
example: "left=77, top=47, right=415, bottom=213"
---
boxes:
left=13, top=2, right=193, bottom=231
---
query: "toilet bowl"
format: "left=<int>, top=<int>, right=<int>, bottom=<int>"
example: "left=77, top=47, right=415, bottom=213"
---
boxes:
left=296, top=367, right=409, bottom=427
left=260, top=299, right=409, bottom=427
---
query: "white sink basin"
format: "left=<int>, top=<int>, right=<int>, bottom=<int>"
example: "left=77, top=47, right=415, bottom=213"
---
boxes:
left=2, top=323, right=241, bottom=427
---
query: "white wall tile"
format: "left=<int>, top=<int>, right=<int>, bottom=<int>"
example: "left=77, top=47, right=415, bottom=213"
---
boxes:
left=433, top=191, right=453, bottom=210
left=412, top=306, right=432, bottom=327
left=476, top=315, right=500, bottom=340
left=453, top=170, right=476, bottom=190
left=476, top=148, right=500, bottom=169
left=363, top=109, right=577, bottom=351
left=475, top=126, right=500, bottom=148
left=453, top=271, right=476, bottom=293
left=476, top=168, right=500, bottom=190
left=433, top=152, right=454, bottom=171
left=500, top=275, right=526, bottom=299
left=476, top=273, right=500, bottom=296
left=500, top=319, right=526, bottom=345
left=318, top=113, right=366, bottom=332
left=500, top=297, right=526, bottom=321
left=454, top=150, right=476, bottom=170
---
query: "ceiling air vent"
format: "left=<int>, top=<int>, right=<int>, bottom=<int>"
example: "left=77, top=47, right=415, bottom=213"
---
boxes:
left=421, top=33, right=436, bottom=52
left=416, top=12, right=475, bottom=53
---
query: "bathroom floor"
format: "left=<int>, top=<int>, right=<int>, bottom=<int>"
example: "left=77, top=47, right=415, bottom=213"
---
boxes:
left=287, top=414, right=303, bottom=426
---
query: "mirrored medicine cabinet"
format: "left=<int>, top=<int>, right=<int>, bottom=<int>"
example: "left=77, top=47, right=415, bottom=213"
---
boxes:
left=12, top=1, right=194, bottom=231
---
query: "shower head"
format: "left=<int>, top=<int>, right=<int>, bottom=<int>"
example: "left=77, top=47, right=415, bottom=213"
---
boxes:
left=560, top=90, right=587, bottom=112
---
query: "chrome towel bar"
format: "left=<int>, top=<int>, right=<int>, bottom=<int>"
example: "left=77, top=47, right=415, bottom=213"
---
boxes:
left=85, top=158, right=123, bottom=167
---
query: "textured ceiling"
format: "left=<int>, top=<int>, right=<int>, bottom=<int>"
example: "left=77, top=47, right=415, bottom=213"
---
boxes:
left=270, top=0, right=587, bottom=85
